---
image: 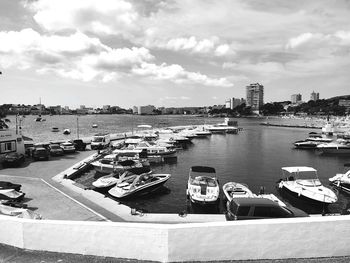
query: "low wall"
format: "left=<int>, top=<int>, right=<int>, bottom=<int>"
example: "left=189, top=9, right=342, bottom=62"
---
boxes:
left=1, top=215, right=350, bottom=262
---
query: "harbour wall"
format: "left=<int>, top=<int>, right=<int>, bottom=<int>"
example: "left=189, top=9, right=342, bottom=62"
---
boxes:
left=1, top=215, right=350, bottom=262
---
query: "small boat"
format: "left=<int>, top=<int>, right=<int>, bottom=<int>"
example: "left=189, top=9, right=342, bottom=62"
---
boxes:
left=316, top=139, right=350, bottom=155
left=294, top=137, right=333, bottom=149
left=187, top=166, right=220, bottom=205
left=35, top=116, right=42, bottom=122
left=92, top=124, right=98, bottom=128
left=329, top=163, right=350, bottom=193
left=223, top=182, right=254, bottom=201
left=91, top=155, right=149, bottom=174
left=0, top=189, right=25, bottom=201
left=0, top=181, right=21, bottom=191
left=0, top=204, right=42, bottom=219
left=51, top=127, right=59, bottom=132
left=277, top=166, right=337, bottom=204
left=92, top=169, right=152, bottom=189
left=108, top=172, right=171, bottom=199
left=63, top=129, right=71, bottom=135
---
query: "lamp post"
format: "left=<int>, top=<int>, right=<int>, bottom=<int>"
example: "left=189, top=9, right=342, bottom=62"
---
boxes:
left=76, top=115, right=80, bottom=139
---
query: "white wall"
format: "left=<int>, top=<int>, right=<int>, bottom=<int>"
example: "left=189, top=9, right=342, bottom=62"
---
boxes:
left=1, top=215, right=350, bottom=262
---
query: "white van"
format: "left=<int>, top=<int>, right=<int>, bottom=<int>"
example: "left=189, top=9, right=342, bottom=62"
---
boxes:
left=91, top=133, right=111, bottom=150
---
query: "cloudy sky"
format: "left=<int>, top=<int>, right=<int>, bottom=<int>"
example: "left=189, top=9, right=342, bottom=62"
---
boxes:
left=0, top=0, right=350, bottom=108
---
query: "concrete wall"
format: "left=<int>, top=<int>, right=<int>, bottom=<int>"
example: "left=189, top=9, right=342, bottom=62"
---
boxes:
left=1, top=215, right=350, bottom=262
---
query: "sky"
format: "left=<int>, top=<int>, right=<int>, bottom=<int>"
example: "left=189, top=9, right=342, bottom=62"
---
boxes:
left=0, top=0, right=350, bottom=109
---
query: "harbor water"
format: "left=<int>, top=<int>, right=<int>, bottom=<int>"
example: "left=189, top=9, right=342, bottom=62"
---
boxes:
left=7, top=115, right=350, bottom=214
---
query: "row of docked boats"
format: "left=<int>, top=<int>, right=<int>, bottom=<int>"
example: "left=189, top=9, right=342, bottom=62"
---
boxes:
left=186, top=165, right=338, bottom=210
left=293, top=132, right=350, bottom=154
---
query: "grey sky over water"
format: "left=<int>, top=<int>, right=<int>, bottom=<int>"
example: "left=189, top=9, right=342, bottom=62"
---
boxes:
left=0, top=0, right=350, bottom=108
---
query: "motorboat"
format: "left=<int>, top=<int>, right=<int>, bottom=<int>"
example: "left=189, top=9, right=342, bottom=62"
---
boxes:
left=134, top=141, right=177, bottom=158
left=63, top=129, right=71, bottom=135
left=51, top=127, right=59, bottom=132
left=193, top=127, right=212, bottom=137
left=206, top=118, right=239, bottom=134
left=187, top=166, right=220, bottom=205
left=329, top=163, right=350, bottom=193
left=92, top=124, right=98, bottom=128
left=92, top=169, right=152, bottom=189
left=0, top=204, right=42, bottom=219
left=91, top=155, right=149, bottom=174
left=277, top=166, right=337, bottom=204
left=0, top=189, right=25, bottom=201
left=223, top=182, right=254, bottom=201
left=108, top=172, right=171, bottom=199
left=223, top=182, right=286, bottom=207
left=316, top=139, right=350, bottom=154
left=0, top=181, right=21, bottom=191
left=294, top=136, right=333, bottom=149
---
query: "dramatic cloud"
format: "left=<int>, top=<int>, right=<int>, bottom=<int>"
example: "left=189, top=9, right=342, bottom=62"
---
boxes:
left=133, top=63, right=233, bottom=87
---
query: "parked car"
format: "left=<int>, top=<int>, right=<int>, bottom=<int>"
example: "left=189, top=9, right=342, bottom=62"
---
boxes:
left=60, top=142, right=76, bottom=153
left=70, top=139, right=87, bottom=151
left=2, top=153, right=25, bottom=167
left=49, top=144, right=64, bottom=156
left=32, top=147, right=50, bottom=161
left=226, top=197, right=308, bottom=221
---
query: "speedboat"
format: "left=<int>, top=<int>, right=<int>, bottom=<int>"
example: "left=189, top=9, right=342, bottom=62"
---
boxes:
left=92, top=169, right=152, bottom=189
left=108, top=172, right=171, bottom=199
left=0, top=181, right=22, bottom=191
left=206, top=118, right=239, bottom=134
left=277, top=166, right=337, bottom=204
left=187, top=166, right=220, bottom=205
left=63, top=129, right=71, bottom=135
left=0, top=189, right=25, bottom=201
left=92, top=124, right=98, bottom=128
left=294, top=137, right=333, bottom=149
left=91, top=155, right=149, bottom=174
left=223, top=182, right=254, bottom=201
left=316, top=139, right=350, bottom=154
left=329, top=163, right=350, bottom=193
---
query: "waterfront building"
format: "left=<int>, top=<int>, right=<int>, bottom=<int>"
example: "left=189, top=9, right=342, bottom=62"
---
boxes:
left=246, top=83, right=264, bottom=114
left=0, top=124, right=25, bottom=161
left=310, top=91, right=320, bottom=101
left=225, top=98, right=245, bottom=110
left=48, top=105, right=62, bottom=115
left=291, top=94, right=302, bottom=104
left=137, top=105, right=156, bottom=115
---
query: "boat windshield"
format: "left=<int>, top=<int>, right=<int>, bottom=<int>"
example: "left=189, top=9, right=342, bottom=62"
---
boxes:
left=92, top=137, right=103, bottom=142
left=296, top=179, right=322, bottom=187
left=190, top=176, right=217, bottom=187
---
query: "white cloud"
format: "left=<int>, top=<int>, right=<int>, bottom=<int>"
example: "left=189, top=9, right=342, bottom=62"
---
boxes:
left=132, top=62, right=233, bottom=87
left=286, top=33, right=314, bottom=49
left=29, top=0, right=139, bottom=37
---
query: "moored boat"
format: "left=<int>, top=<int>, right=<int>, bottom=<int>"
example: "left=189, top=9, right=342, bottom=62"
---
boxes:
left=187, top=166, right=220, bottom=206
left=278, top=166, right=337, bottom=204
left=329, top=163, right=350, bottom=193
left=222, top=182, right=254, bottom=201
left=108, top=172, right=171, bottom=199
left=91, top=155, right=150, bottom=174
left=316, top=139, right=350, bottom=155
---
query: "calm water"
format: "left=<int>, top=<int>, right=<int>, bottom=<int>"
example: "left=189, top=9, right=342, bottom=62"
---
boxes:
left=7, top=115, right=350, bottom=214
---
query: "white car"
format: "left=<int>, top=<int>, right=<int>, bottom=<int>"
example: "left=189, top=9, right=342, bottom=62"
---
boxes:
left=60, top=142, right=76, bottom=153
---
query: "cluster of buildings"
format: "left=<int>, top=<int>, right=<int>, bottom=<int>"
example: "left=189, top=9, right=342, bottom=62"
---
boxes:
left=291, top=91, right=320, bottom=105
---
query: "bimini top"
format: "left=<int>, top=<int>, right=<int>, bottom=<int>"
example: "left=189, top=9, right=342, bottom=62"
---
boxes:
left=137, top=124, right=152, bottom=129
left=282, top=166, right=317, bottom=173
left=190, top=166, right=216, bottom=173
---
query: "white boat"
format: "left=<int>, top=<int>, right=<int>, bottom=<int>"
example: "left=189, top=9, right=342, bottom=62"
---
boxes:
left=63, top=129, right=71, bottom=135
left=0, top=189, right=25, bottom=201
left=329, top=164, right=350, bottom=193
left=108, top=172, right=171, bottom=199
left=223, top=182, right=286, bottom=207
left=223, top=182, right=254, bottom=201
left=91, top=155, right=149, bottom=174
left=278, top=166, right=337, bottom=204
left=92, top=124, right=98, bottom=128
left=134, top=141, right=177, bottom=158
left=92, top=170, right=152, bottom=189
left=187, top=166, right=220, bottom=205
left=206, top=118, right=239, bottom=134
left=316, top=139, right=350, bottom=154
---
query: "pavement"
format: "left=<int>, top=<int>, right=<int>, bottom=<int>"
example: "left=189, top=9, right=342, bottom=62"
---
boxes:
left=0, top=150, right=120, bottom=221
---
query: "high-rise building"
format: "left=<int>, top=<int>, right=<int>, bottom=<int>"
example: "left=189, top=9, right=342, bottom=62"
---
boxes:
left=310, top=91, right=319, bottom=101
left=291, top=94, right=302, bottom=104
left=246, top=83, right=264, bottom=113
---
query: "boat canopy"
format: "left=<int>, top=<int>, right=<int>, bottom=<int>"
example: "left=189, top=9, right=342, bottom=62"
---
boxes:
left=137, top=124, right=152, bottom=128
left=191, top=166, right=216, bottom=173
left=282, top=166, right=317, bottom=173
